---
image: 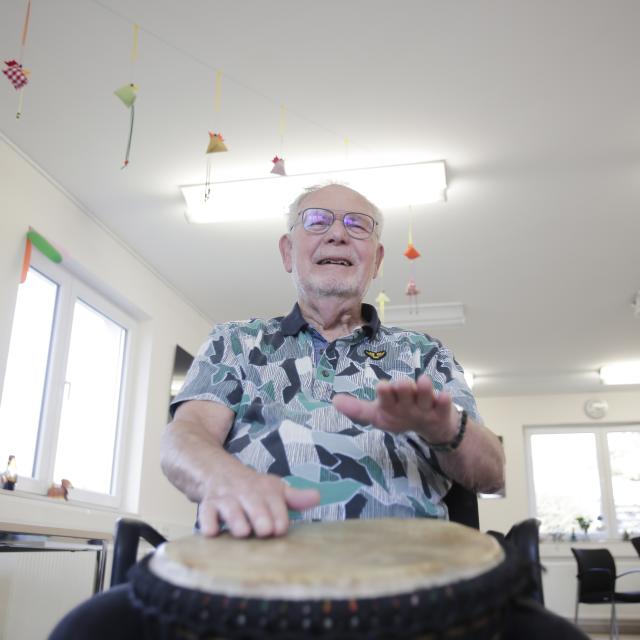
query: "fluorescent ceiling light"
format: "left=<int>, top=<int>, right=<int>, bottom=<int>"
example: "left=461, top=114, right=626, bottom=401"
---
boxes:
left=383, top=302, right=465, bottom=329
left=599, top=362, right=640, bottom=385
left=464, top=371, right=475, bottom=390
left=181, top=161, right=447, bottom=224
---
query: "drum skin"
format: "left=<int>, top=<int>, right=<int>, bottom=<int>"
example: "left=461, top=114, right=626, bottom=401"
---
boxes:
left=128, top=519, right=529, bottom=639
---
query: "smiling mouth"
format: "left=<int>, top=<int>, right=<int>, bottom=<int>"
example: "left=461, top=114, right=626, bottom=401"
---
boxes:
left=317, top=259, right=353, bottom=266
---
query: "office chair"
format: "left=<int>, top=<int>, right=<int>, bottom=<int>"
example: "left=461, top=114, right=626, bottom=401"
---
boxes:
left=571, top=547, right=640, bottom=640
left=631, top=536, right=640, bottom=558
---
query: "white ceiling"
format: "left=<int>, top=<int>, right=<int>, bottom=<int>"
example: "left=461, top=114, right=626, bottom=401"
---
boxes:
left=2, top=0, right=639, bottom=397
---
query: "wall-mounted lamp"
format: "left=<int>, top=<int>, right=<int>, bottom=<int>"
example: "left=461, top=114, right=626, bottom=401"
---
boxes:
left=181, top=161, right=447, bottom=224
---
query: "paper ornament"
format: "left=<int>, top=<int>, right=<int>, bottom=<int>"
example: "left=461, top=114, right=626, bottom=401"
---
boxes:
left=206, top=132, right=228, bottom=154
left=114, top=83, right=138, bottom=107
left=204, top=132, right=228, bottom=202
left=114, top=83, right=138, bottom=168
left=271, top=155, right=286, bottom=176
left=405, top=279, right=419, bottom=296
left=405, top=278, right=420, bottom=314
left=404, top=243, right=421, bottom=260
left=3, top=60, right=29, bottom=89
left=375, top=291, right=391, bottom=322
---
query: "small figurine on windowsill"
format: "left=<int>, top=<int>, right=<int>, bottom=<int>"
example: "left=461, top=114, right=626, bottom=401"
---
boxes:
left=47, top=479, right=73, bottom=501
left=1, top=455, right=18, bottom=490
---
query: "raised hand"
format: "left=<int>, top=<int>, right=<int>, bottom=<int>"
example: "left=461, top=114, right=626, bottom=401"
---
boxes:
left=332, top=375, right=458, bottom=444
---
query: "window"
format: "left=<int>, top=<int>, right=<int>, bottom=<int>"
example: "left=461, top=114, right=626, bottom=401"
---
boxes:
left=526, top=425, right=640, bottom=538
left=0, top=252, right=135, bottom=507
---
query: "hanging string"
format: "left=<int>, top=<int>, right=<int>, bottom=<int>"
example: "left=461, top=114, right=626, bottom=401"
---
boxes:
left=214, top=70, right=223, bottom=112
left=279, top=105, right=286, bottom=157
left=15, top=0, right=32, bottom=119
left=90, top=0, right=373, bottom=157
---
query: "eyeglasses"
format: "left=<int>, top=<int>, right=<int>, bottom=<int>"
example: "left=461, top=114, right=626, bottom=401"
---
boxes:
left=292, top=208, right=378, bottom=239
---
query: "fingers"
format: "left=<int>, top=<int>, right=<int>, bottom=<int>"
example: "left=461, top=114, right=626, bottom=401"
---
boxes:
left=284, top=486, right=321, bottom=511
left=332, top=393, right=376, bottom=423
left=198, top=499, right=221, bottom=537
left=199, top=475, right=320, bottom=539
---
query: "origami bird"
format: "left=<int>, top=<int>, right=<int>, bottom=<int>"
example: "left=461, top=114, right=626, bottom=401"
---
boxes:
left=271, top=155, right=286, bottom=176
left=3, top=60, right=29, bottom=90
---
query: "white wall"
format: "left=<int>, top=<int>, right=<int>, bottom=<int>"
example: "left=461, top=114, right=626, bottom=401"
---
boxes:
left=476, top=389, right=640, bottom=621
left=0, top=138, right=211, bottom=536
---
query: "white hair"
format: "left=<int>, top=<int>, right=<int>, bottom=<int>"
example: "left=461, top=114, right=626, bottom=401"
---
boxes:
left=285, top=182, right=384, bottom=237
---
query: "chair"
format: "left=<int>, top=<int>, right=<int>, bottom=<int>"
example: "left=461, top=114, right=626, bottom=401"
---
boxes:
left=631, top=536, right=640, bottom=558
left=443, top=481, right=479, bottom=529
left=488, top=519, right=545, bottom=605
left=110, top=518, right=166, bottom=587
left=570, top=547, right=640, bottom=640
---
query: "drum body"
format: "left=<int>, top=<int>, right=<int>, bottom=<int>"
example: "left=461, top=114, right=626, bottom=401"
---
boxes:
left=129, top=519, right=528, bottom=639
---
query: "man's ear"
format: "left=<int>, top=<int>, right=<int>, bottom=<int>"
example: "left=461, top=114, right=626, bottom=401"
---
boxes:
left=372, top=243, right=385, bottom=279
left=279, top=234, right=293, bottom=273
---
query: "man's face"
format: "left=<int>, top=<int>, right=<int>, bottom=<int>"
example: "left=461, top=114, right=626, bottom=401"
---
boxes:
left=279, top=185, right=384, bottom=302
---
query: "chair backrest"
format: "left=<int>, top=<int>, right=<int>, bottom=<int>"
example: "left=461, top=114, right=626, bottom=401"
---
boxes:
left=570, top=548, right=616, bottom=602
left=631, top=537, right=640, bottom=558
left=111, top=518, right=167, bottom=587
left=487, top=519, right=544, bottom=605
left=443, top=481, right=479, bottom=529
left=506, top=519, right=544, bottom=605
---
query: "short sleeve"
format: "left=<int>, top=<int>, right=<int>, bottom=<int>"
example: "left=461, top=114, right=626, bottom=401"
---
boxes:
left=169, top=324, right=244, bottom=417
left=422, top=339, right=483, bottom=424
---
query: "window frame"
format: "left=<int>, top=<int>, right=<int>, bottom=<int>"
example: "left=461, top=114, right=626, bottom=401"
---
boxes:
left=525, top=422, right=640, bottom=539
left=2, top=250, right=137, bottom=509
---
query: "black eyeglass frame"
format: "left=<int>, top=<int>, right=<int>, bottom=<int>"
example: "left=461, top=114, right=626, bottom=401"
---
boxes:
left=291, top=208, right=379, bottom=239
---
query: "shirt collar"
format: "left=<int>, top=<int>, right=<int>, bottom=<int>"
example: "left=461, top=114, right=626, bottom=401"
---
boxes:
left=281, top=302, right=380, bottom=339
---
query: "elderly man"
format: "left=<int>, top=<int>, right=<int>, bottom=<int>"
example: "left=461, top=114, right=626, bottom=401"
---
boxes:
left=161, top=183, right=504, bottom=538
left=52, top=185, right=589, bottom=640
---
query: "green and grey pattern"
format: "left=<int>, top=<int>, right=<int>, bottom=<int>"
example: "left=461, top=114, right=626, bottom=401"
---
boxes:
left=171, top=304, right=481, bottom=521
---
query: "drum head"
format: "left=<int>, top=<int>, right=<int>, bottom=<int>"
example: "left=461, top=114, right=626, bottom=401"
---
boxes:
left=151, top=519, right=502, bottom=599
left=129, top=519, right=528, bottom=639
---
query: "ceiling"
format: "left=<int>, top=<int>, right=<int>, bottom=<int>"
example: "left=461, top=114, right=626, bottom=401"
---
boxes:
left=2, top=0, right=639, bottom=397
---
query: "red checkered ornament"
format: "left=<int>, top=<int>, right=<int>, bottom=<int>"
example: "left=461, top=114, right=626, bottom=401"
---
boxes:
left=3, top=60, right=29, bottom=90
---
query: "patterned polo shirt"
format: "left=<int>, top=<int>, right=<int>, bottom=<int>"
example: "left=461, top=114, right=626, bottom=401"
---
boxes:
left=171, top=303, right=481, bottom=521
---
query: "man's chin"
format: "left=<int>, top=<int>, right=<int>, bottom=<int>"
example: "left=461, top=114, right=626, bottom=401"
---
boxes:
left=297, top=277, right=361, bottom=300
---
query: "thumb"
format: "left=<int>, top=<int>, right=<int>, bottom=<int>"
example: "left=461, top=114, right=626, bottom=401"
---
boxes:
left=284, top=486, right=321, bottom=510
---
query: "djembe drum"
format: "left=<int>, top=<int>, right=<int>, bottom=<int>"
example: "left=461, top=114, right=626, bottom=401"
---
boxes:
left=128, top=519, right=529, bottom=639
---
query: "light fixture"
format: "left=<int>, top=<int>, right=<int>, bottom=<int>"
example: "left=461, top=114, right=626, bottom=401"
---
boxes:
left=381, top=301, right=465, bottom=329
left=599, top=362, right=640, bottom=385
left=464, top=371, right=475, bottom=390
left=181, top=161, right=447, bottom=224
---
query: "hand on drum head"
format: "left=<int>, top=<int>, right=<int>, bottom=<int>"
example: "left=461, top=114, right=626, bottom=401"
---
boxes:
left=199, top=470, right=320, bottom=538
left=332, top=375, right=459, bottom=444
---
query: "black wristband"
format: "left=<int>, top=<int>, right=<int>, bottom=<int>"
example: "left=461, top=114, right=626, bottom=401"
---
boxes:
left=426, top=409, right=468, bottom=453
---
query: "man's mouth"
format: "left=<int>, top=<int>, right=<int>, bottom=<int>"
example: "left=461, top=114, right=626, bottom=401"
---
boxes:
left=317, top=258, right=353, bottom=266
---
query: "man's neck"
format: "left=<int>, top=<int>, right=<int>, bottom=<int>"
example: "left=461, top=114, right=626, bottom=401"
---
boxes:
left=297, top=297, right=364, bottom=342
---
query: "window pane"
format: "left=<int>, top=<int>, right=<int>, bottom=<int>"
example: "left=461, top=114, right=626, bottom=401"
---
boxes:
left=53, top=300, right=126, bottom=494
left=530, top=433, right=602, bottom=535
left=0, top=269, right=58, bottom=477
left=607, top=432, right=640, bottom=534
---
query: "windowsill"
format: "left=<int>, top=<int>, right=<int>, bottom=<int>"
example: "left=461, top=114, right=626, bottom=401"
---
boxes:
left=540, top=539, right=640, bottom=559
left=0, top=487, right=193, bottom=539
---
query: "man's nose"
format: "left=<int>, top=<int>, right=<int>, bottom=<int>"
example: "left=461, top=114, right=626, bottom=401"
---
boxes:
left=324, top=216, right=350, bottom=243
